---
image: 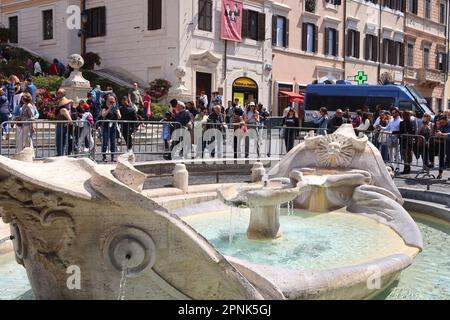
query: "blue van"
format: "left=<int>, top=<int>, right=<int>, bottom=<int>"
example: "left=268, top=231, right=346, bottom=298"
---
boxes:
left=303, top=82, right=434, bottom=123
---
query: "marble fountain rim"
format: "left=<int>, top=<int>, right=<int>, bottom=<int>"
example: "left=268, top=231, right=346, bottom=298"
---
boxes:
left=172, top=200, right=420, bottom=300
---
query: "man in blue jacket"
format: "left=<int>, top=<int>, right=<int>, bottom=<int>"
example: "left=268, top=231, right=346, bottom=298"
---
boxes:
left=24, top=77, right=37, bottom=104
left=0, top=87, right=10, bottom=135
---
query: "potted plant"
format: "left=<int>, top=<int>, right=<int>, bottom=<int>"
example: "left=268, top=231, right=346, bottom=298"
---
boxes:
left=305, top=0, right=316, bottom=13
left=81, top=52, right=102, bottom=70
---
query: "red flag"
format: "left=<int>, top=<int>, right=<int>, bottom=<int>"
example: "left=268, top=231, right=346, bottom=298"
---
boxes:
left=221, top=0, right=243, bottom=42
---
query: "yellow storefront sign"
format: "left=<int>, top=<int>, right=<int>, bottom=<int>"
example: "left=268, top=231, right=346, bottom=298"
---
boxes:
left=233, top=77, right=258, bottom=89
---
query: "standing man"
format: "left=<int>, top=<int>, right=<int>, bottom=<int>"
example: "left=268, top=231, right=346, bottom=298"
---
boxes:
left=91, top=85, right=112, bottom=121
left=24, top=77, right=37, bottom=104
left=33, top=60, right=43, bottom=76
left=169, top=101, right=193, bottom=160
left=207, top=105, right=226, bottom=158
left=328, top=109, right=344, bottom=133
left=128, top=83, right=144, bottom=111
left=199, top=91, right=208, bottom=112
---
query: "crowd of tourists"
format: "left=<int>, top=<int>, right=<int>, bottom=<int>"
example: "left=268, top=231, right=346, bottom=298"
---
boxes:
left=1, top=71, right=449, bottom=178
left=281, top=104, right=450, bottom=179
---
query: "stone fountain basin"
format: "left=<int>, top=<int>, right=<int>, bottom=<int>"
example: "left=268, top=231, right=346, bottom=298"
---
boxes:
left=176, top=204, right=420, bottom=300
left=219, top=183, right=300, bottom=207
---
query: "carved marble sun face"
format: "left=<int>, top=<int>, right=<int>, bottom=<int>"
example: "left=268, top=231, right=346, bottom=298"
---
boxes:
left=316, top=134, right=355, bottom=168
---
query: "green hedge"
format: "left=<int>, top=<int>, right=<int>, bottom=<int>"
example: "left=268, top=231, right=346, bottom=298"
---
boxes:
left=148, top=103, right=170, bottom=121
left=32, top=76, right=64, bottom=92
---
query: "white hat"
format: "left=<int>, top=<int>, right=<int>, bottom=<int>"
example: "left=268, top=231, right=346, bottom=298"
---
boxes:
left=249, top=102, right=256, bottom=106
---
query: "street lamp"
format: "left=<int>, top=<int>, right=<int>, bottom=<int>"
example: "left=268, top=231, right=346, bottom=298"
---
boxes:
left=80, top=10, right=88, bottom=56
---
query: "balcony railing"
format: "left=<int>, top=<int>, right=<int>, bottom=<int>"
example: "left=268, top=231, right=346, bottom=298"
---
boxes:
left=404, top=67, right=418, bottom=80
left=418, top=68, right=446, bottom=84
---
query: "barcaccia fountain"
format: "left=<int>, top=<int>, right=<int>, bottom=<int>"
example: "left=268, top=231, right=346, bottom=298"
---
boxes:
left=0, top=125, right=423, bottom=300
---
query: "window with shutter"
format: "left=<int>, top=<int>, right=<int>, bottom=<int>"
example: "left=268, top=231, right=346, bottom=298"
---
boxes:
left=334, top=29, right=339, bottom=56
left=257, top=13, right=266, bottom=42
left=242, top=9, right=248, bottom=38
left=272, top=15, right=277, bottom=46
left=198, top=0, right=212, bottom=32
left=86, top=7, right=106, bottom=38
left=302, top=23, right=308, bottom=51
left=407, top=43, right=414, bottom=67
left=324, top=28, right=329, bottom=55
left=372, top=36, right=379, bottom=62
left=314, top=25, right=318, bottom=53
left=425, top=0, right=431, bottom=19
left=274, top=16, right=287, bottom=47
left=285, top=18, right=289, bottom=48
left=8, top=16, right=18, bottom=44
left=247, top=10, right=259, bottom=40
left=354, top=31, right=360, bottom=58
left=42, top=10, right=53, bottom=41
left=423, top=47, right=430, bottom=69
left=148, top=0, right=162, bottom=31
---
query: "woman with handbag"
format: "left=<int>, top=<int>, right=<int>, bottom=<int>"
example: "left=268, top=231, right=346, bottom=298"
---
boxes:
left=15, top=93, right=35, bottom=153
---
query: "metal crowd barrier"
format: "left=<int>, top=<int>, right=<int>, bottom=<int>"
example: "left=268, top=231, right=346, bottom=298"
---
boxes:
left=0, top=120, right=92, bottom=160
left=1, top=120, right=449, bottom=182
left=92, top=120, right=182, bottom=162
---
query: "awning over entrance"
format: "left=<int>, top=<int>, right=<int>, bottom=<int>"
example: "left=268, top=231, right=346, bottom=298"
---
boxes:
left=279, top=91, right=304, bottom=103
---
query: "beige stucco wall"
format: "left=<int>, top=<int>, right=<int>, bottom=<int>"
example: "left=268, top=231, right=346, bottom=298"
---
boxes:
left=271, top=0, right=345, bottom=115
left=345, top=0, right=405, bottom=85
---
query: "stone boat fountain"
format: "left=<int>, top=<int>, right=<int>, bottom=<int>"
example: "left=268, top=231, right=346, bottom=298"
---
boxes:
left=0, top=125, right=423, bottom=300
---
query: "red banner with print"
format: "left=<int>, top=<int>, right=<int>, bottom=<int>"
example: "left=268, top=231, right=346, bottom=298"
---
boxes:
left=221, top=0, right=243, bottom=42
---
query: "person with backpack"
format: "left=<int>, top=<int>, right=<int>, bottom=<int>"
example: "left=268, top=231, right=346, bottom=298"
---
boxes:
left=77, top=102, right=95, bottom=152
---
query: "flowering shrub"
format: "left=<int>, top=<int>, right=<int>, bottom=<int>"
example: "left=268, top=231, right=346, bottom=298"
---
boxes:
left=35, top=88, right=57, bottom=120
left=149, top=79, right=171, bottom=100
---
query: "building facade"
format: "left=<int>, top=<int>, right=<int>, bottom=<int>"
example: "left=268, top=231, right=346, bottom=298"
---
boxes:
left=403, top=0, right=448, bottom=112
left=1, top=0, right=449, bottom=112
left=345, top=0, right=405, bottom=86
left=0, top=0, right=273, bottom=108
left=271, top=0, right=345, bottom=115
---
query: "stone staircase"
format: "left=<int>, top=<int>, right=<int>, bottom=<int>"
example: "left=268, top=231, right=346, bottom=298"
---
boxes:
left=92, top=68, right=148, bottom=91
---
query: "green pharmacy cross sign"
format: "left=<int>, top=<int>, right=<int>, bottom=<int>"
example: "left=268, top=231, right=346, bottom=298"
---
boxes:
left=354, top=71, right=368, bottom=85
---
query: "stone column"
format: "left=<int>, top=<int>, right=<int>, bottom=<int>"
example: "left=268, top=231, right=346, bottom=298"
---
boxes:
left=173, top=164, right=189, bottom=194
left=59, top=54, right=91, bottom=103
left=247, top=205, right=282, bottom=240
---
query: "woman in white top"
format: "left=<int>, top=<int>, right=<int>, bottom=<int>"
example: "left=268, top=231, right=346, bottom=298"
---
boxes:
left=34, top=60, right=43, bottom=76
left=356, top=112, right=372, bottom=133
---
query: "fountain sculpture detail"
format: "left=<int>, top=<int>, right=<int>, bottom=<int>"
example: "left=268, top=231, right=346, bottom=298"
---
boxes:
left=0, top=125, right=423, bottom=300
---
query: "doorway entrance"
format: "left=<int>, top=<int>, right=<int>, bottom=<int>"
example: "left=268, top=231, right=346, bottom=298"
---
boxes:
left=232, top=77, right=258, bottom=107
left=196, top=72, right=212, bottom=107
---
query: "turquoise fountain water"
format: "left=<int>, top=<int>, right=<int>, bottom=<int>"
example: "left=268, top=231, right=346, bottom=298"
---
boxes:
left=0, top=212, right=449, bottom=300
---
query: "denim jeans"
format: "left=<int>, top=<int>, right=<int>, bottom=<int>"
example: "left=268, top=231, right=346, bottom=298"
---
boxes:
left=102, top=124, right=117, bottom=158
left=56, top=124, right=68, bottom=156
left=0, top=113, right=9, bottom=135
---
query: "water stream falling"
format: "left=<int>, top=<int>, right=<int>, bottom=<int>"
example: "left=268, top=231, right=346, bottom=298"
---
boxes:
left=117, top=256, right=130, bottom=301
left=289, top=201, right=294, bottom=216
left=229, top=207, right=235, bottom=246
